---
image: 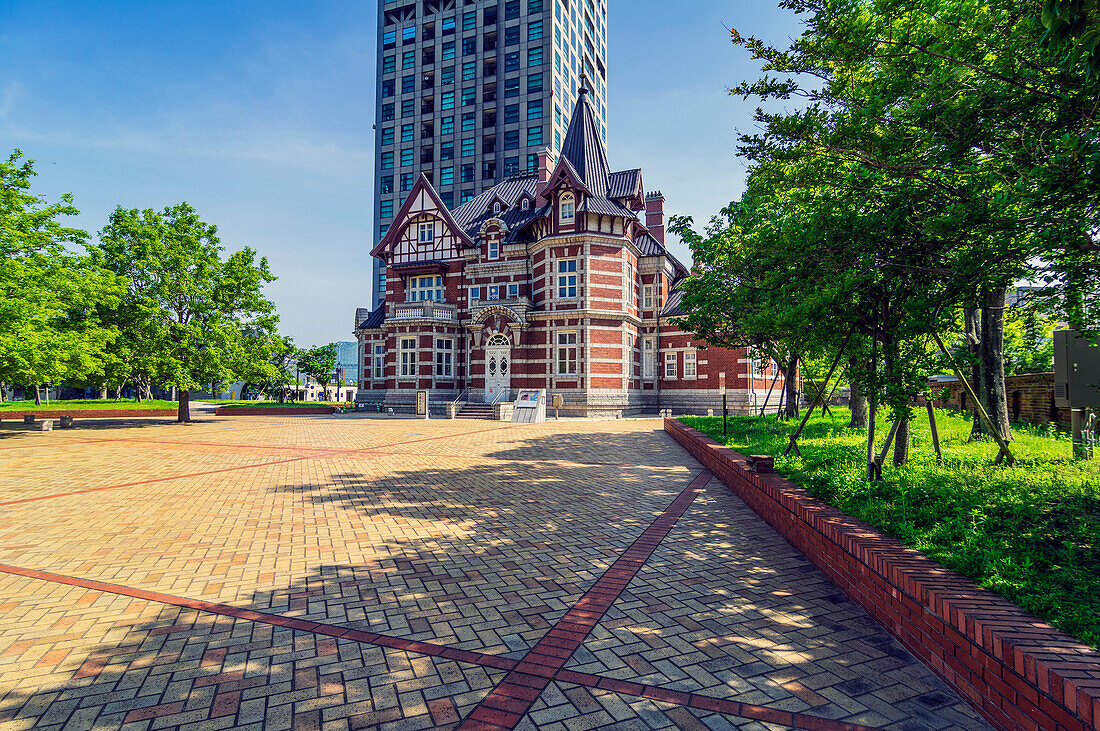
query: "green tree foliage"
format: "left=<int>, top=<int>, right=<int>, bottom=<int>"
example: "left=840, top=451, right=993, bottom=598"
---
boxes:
left=0, top=151, right=121, bottom=402
left=93, top=203, right=281, bottom=422
left=1004, top=302, right=1059, bottom=374
left=673, top=0, right=1100, bottom=469
left=297, top=343, right=338, bottom=400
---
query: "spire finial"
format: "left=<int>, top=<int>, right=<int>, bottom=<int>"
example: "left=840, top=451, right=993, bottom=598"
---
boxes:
left=578, top=73, right=589, bottom=95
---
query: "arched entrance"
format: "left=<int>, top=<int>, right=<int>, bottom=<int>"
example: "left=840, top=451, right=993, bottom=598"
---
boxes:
left=484, top=333, right=511, bottom=403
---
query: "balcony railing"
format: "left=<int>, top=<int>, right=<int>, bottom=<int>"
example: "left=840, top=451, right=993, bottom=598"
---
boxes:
left=391, top=301, right=458, bottom=322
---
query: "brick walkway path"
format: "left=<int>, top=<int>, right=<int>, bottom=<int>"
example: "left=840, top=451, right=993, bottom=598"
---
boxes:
left=0, top=416, right=989, bottom=730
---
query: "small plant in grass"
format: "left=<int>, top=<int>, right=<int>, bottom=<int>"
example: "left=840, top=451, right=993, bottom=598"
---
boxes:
left=681, top=408, right=1100, bottom=649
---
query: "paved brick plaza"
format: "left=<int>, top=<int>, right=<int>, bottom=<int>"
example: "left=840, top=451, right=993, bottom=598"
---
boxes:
left=0, top=416, right=989, bottom=730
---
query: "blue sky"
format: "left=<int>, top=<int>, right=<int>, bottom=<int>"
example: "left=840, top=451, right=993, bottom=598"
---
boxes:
left=0, top=1, right=803, bottom=346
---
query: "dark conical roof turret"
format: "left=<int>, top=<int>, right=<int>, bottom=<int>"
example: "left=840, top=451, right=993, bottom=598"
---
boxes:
left=559, top=76, right=610, bottom=196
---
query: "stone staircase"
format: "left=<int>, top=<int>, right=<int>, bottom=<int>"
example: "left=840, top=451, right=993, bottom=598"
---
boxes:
left=455, top=402, right=496, bottom=420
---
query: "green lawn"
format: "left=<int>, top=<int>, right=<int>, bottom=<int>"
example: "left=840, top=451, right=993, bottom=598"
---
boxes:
left=680, top=408, right=1100, bottom=649
left=0, top=399, right=178, bottom=411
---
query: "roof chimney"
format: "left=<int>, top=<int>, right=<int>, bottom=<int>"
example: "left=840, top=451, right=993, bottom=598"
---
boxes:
left=645, top=191, right=666, bottom=245
left=538, top=148, right=553, bottom=185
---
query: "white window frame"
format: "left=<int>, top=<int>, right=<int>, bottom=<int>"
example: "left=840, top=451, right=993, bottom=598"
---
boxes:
left=488, top=239, right=499, bottom=259
left=557, top=331, right=578, bottom=375
left=418, top=221, right=435, bottom=243
left=507, top=283, right=519, bottom=299
left=643, top=285, right=653, bottom=311
left=559, top=192, right=575, bottom=223
left=488, top=285, right=500, bottom=300
left=399, top=337, right=417, bottom=378
left=408, top=275, right=445, bottom=302
left=373, top=344, right=385, bottom=379
left=557, top=259, right=577, bottom=299
left=684, top=351, right=697, bottom=379
left=469, top=285, right=480, bottom=302
left=435, top=338, right=454, bottom=378
left=664, top=352, right=678, bottom=379
left=643, top=337, right=655, bottom=379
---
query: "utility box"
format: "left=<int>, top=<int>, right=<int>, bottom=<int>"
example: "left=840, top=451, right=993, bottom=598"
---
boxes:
left=1054, top=330, right=1100, bottom=409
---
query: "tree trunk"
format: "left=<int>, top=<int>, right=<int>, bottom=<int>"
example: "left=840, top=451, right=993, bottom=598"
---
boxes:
left=980, top=287, right=1012, bottom=442
left=34, top=386, right=41, bottom=406
left=177, top=389, right=191, bottom=423
left=44, top=386, right=49, bottom=406
left=170, top=386, right=176, bottom=402
left=965, top=308, right=984, bottom=439
left=848, top=358, right=869, bottom=428
left=99, top=386, right=108, bottom=400
left=783, top=352, right=800, bottom=420
left=893, top=416, right=911, bottom=466
left=0, top=382, right=5, bottom=403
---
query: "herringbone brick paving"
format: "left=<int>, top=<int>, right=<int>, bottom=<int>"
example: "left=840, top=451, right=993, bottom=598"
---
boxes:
left=0, top=415, right=989, bottom=729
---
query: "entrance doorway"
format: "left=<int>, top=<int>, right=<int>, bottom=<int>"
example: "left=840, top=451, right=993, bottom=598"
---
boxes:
left=484, top=333, right=511, bottom=403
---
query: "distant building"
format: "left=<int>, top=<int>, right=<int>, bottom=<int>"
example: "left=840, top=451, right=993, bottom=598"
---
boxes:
left=353, top=85, right=785, bottom=416
left=336, top=341, right=359, bottom=385
left=370, top=0, right=610, bottom=308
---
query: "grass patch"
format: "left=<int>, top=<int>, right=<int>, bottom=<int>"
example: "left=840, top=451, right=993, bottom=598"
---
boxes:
left=680, top=408, right=1100, bottom=649
left=0, top=399, right=177, bottom=411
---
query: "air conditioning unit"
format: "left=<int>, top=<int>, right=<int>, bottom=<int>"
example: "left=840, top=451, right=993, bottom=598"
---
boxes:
left=1053, top=330, right=1100, bottom=409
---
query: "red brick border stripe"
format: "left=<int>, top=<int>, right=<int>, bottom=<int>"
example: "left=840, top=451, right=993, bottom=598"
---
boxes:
left=457, top=470, right=713, bottom=730
left=0, top=562, right=518, bottom=673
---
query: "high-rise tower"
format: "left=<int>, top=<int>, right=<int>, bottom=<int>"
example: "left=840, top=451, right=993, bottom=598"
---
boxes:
left=371, top=0, right=608, bottom=307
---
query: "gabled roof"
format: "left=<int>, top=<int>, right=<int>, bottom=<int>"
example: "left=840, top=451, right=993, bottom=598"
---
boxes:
left=540, top=155, right=591, bottom=198
left=558, top=82, right=610, bottom=196
left=608, top=169, right=642, bottom=201
left=357, top=304, right=385, bottom=329
left=579, top=196, right=635, bottom=217
left=452, top=174, right=542, bottom=241
left=371, top=173, right=475, bottom=258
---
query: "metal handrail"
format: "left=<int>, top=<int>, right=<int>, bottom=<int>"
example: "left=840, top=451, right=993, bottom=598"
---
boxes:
left=491, top=388, right=508, bottom=406
left=451, top=387, right=469, bottom=407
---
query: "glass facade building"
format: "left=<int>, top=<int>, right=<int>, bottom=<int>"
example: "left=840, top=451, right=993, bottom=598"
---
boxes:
left=371, top=0, right=609, bottom=307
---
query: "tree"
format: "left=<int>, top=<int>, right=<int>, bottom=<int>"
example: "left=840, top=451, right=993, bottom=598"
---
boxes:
left=0, top=150, right=121, bottom=402
left=672, top=0, right=1100, bottom=471
left=246, top=336, right=300, bottom=403
left=298, top=344, right=338, bottom=402
left=93, top=203, right=281, bottom=422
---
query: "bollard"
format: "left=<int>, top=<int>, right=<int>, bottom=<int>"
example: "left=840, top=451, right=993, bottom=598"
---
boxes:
left=23, top=414, right=35, bottom=425
left=707, top=409, right=714, bottom=417
left=37, top=420, right=54, bottom=432
left=60, top=415, right=74, bottom=428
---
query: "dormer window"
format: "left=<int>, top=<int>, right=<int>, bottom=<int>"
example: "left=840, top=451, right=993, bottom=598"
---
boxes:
left=559, top=192, right=575, bottom=223
left=521, top=198, right=530, bottom=210
left=488, top=239, right=499, bottom=259
left=418, top=221, right=435, bottom=243
left=493, top=201, right=502, bottom=214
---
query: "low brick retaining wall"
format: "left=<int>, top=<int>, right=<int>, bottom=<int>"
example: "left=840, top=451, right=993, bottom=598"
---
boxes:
left=665, top=418, right=1100, bottom=731
left=932, top=372, right=1071, bottom=427
left=0, top=409, right=176, bottom=420
left=214, top=406, right=335, bottom=416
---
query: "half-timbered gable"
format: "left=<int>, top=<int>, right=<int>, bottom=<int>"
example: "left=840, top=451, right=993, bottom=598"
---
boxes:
left=371, top=174, right=473, bottom=266
left=354, top=82, right=788, bottom=417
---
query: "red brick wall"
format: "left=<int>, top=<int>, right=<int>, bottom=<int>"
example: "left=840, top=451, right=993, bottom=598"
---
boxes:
left=0, top=409, right=177, bottom=420
left=665, top=419, right=1100, bottom=731
left=932, top=373, right=1070, bottom=427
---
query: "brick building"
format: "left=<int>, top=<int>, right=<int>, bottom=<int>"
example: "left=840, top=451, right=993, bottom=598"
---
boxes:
left=354, top=84, right=785, bottom=416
